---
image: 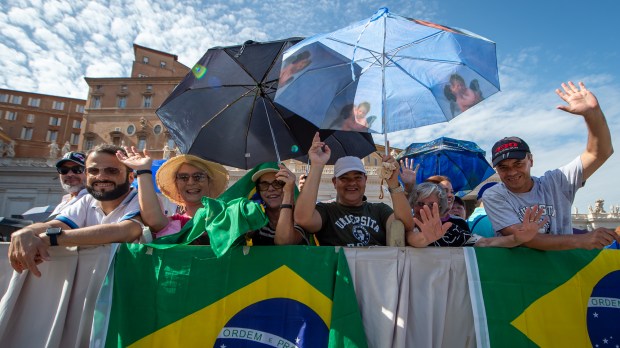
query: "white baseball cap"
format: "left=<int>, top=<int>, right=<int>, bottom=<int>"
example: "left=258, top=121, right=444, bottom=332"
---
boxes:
left=333, top=156, right=366, bottom=178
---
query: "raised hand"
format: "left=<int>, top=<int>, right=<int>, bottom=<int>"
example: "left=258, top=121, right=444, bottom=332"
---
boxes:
left=275, top=163, right=296, bottom=192
left=308, top=132, right=331, bottom=166
left=555, top=81, right=600, bottom=116
left=116, top=146, right=152, bottom=171
left=413, top=203, right=452, bottom=244
left=513, top=206, right=548, bottom=244
left=399, top=157, right=419, bottom=188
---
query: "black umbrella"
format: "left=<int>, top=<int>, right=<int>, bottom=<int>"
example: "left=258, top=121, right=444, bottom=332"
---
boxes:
left=156, top=38, right=375, bottom=169
left=155, top=39, right=288, bottom=168
left=287, top=115, right=377, bottom=165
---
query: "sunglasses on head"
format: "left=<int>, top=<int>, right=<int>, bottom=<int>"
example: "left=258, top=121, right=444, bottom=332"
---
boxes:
left=57, top=166, right=85, bottom=175
left=175, top=173, right=208, bottom=183
left=86, top=167, right=121, bottom=175
left=257, top=180, right=285, bottom=191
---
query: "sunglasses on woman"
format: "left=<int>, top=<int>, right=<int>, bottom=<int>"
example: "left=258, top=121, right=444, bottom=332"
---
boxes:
left=57, top=166, right=85, bottom=175
left=175, top=173, right=208, bottom=183
left=257, top=180, right=285, bottom=191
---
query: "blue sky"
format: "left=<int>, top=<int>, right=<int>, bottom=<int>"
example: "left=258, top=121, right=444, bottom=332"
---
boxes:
left=1, top=0, right=618, bottom=212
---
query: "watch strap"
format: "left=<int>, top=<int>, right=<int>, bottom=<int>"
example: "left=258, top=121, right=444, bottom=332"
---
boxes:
left=136, top=169, right=153, bottom=176
left=49, top=233, right=59, bottom=246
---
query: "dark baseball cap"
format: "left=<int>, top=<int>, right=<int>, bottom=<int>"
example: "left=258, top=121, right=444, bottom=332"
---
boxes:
left=56, top=151, right=86, bottom=168
left=491, top=137, right=530, bottom=167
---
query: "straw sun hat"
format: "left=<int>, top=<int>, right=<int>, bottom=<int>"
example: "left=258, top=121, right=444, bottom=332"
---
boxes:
left=156, top=154, right=229, bottom=206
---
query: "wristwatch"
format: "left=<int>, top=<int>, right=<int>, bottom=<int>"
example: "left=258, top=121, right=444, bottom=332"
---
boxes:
left=388, top=184, right=404, bottom=194
left=45, top=227, right=62, bottom=246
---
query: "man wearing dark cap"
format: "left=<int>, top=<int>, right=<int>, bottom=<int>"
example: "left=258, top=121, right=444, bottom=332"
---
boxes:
left=49, top=151, right=88, bottom=219
left=483, top=81, right=616, bottom=250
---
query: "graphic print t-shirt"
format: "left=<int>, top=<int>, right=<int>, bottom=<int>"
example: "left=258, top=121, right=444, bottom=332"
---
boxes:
left=315, top=201, right=393, bottom=246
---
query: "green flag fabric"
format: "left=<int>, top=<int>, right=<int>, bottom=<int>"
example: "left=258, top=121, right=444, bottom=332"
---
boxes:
left=464, top=248, right=620, bottom=348
left=150, top=197, right=268, bottom=256
left=219, top=161, right=299, bottom=203
left=104, top=244, right=367, bottom=348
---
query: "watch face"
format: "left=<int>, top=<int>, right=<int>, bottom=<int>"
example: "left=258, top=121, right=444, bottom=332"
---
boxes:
left=46, top=227, right=62, bottom=235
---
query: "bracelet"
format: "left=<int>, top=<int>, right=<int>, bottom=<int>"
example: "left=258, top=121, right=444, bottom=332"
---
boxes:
left=280, top=204, right=293, bottom=209
left=388, top=184, right=404, bottom=194
left=136, top=169, right=153, bottom=176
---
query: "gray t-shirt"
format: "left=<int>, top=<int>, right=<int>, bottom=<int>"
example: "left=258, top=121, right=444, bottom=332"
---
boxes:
left=315, top=201, right=393, bottom=246
left=483, top=156, right=583, bottom=235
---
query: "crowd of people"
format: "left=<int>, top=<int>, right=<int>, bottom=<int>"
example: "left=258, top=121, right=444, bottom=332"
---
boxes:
left=7, top=81, right=619, bottom=276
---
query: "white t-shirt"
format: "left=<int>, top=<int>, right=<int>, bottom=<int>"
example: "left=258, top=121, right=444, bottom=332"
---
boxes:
left=50, top=189, right=89, bottom=217
left=483, top=156, right=583, bottom=235
left=55, top=189, right=141, bottom=228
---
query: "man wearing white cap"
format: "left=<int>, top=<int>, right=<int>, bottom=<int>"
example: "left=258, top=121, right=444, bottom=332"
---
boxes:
left=294, top=133, right=415, bottom=246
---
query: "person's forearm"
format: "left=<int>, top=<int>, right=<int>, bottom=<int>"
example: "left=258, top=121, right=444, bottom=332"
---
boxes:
left=405, top=230, right=428, bottom=247
left=387, top=176, right=414, bottom=232
left=294, top=164, right=323, bottom=226
left=136, top=174, right=169, bottom=232
left=475, top=235, right=521, bottom=248
left=40, top=221, right=143, bottom=246
left=274, top=189, right=301, bottom=245
left=582, top=108, right=613, bottom=180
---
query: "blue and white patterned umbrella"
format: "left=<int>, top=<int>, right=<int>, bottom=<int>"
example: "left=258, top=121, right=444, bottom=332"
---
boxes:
left=275, top=8, right=499, bottom=141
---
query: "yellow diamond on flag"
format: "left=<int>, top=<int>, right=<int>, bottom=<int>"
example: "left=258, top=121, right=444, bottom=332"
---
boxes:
left=511, top=250, right=620, bottom=347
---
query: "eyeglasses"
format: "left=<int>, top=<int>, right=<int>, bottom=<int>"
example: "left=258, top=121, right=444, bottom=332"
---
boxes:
left=86, top=167, right=121, bottom=176
left=257, top=180, right=285, bottom=191
left=57, top=166, right=84, bottom=175
left=175, top=173, right=208, bottom=183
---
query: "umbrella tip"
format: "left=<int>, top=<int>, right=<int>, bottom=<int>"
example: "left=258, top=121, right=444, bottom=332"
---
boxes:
left=371, top=7, right=388, bottom=21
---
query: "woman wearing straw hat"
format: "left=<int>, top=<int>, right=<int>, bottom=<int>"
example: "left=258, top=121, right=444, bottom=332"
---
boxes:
left=117, top=147, right=228, bottom=238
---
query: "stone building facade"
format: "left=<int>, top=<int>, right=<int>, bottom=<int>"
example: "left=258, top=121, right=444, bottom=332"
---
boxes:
left=0, top=89, right=85, bottom=159
left=80, top=44, right=190, bottom=157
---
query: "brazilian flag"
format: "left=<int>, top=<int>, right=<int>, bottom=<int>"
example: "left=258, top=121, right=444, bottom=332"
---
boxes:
left=466, top=248, right=620, bottom=347
left=103, top=244, right=367, bottom=347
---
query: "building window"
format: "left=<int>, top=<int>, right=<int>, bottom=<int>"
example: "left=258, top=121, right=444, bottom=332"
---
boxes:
left=73, top=120, right=81, bottom=129
left=117, top=96, right=127, bottom=109
left=9, top=95, right=22, bottom=104
left=92, top=96, right=101, bottom=109
left=143, top=95, right=152, bottom=108
left=160, top=61, right=166, bottom=68
left=20, top=127, right=33, bottom=140
left=137, top=137, right=146, bottom=151
left=153, top=124, right=162, bottom=135
left=75, top=104, right=85, bottom=113
left=28, top=98, right=41, bottom=107
left=84, top=138, right=95, bottom=151
left=52, top=101, right=65, bottom=110
left=111, top=136, right=121, bottom=146
left=121, top=85, right=128, bottom=92
left=96, top=85, right=103, bottom=91
left=46, top=130, right=58, bottom=142
left=26, top=114, right=35, bottom=123
left=127, top=124, right=136, bottom=135
left=167, top=139, right=175, bottom=149
left=146, top=84, right=153, bottom=91
left=5, top=111, right=17, bottom=121
left=142, top=56, right=149, bottom=64
left=70, top=133, right=80, bottom=145
left=49, top=117, right=61, bottom=126
left=0, top=94, right=8, bottom=102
